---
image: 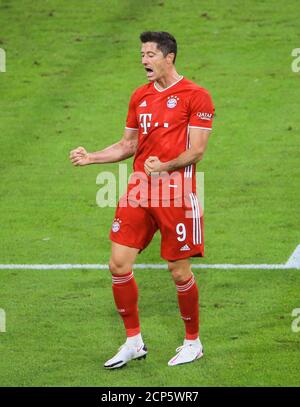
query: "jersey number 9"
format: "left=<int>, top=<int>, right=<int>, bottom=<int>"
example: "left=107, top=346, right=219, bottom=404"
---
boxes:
left=176, top=223, right=186, bottom=242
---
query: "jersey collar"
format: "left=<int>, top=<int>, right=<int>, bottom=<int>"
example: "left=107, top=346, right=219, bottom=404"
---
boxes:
left=153, top=75, right=184, bottom=92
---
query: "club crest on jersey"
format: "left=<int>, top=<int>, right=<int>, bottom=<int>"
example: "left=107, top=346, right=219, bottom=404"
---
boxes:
left=167, top=95, right=179, bottom=109
left=112, top=218, right=122, bottom=232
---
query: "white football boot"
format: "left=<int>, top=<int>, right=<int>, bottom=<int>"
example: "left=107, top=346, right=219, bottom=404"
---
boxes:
left=168, top=338, right=203, bottom=367
left=104, top=343, right=147, bottom=369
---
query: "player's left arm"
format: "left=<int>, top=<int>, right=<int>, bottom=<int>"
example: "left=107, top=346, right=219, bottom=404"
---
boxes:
left=144, top=127, right=211, bottom=175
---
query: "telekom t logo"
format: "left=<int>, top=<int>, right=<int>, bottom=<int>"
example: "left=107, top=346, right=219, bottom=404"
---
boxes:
left=140, top=113, right=152, bottom=134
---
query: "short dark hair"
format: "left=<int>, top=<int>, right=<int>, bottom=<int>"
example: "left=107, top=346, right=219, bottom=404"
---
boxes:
left=140, top=31, right=177, bottom=63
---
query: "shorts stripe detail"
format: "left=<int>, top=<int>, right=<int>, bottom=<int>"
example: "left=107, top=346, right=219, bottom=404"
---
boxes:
left=184, top=164, right=192, bottom=178
left=193, top=193, right=202, bottom=244
left=189, top=193, right=196, bottom=244
left=193, top=193, right=202, bottom=245
left=176, top=274, right=195, bottom=292
left=112, top=272, right=134, bottom=285
left=190, top=193, right=201, bottom=245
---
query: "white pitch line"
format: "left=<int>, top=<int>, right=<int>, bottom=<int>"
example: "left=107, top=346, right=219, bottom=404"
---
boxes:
left=0, top=263, right=299, bottom=270
left=286, top=244, right=300, bottom=268
left=0, top=244, right=299, bottom=270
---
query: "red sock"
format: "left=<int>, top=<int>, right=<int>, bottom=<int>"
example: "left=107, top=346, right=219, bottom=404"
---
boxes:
left=112, top=271, right=140, bottom=337
left=176, top=274, right=199, bottom=340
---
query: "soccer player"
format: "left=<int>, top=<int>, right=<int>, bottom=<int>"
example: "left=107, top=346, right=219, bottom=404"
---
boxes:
left=70, top=31, right=214, bottom=368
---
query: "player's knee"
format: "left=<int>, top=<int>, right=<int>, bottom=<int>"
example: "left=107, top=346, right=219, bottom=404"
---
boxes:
left=109, top=258, right=130, bottom=275
left=108, top=259, right=121, bottom=275
left=168, top=262, right=183, bottom=282
left=168, top=261, right=192, bottom=283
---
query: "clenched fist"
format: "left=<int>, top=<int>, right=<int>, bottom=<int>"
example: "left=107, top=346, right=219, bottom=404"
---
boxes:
left=144, top=156, right=164, bottom=176
left=69, top=146, right=91, bottom=166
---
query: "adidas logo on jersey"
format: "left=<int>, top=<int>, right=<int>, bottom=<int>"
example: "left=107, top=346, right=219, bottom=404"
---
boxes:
left=180, top=244, right=190, bottom=251
left=139, top=100, right=147, bottom=107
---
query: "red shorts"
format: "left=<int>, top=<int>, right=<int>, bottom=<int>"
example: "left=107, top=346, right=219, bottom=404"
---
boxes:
left=109, top=193, right=204, bottom=261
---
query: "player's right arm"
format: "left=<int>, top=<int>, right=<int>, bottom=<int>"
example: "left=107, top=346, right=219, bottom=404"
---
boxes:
left=69, top=128, right=138, bottom=166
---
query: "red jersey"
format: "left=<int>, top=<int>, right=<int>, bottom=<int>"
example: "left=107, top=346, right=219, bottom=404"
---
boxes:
left=125, top=76, right=214, bottom=202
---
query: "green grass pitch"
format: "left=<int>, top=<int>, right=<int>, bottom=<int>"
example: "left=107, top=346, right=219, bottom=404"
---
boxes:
left=0, top=0, right=300, bottom=386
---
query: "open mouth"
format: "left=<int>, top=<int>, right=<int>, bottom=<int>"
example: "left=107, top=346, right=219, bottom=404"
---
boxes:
left=145, top=67, right=154, bottom=74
